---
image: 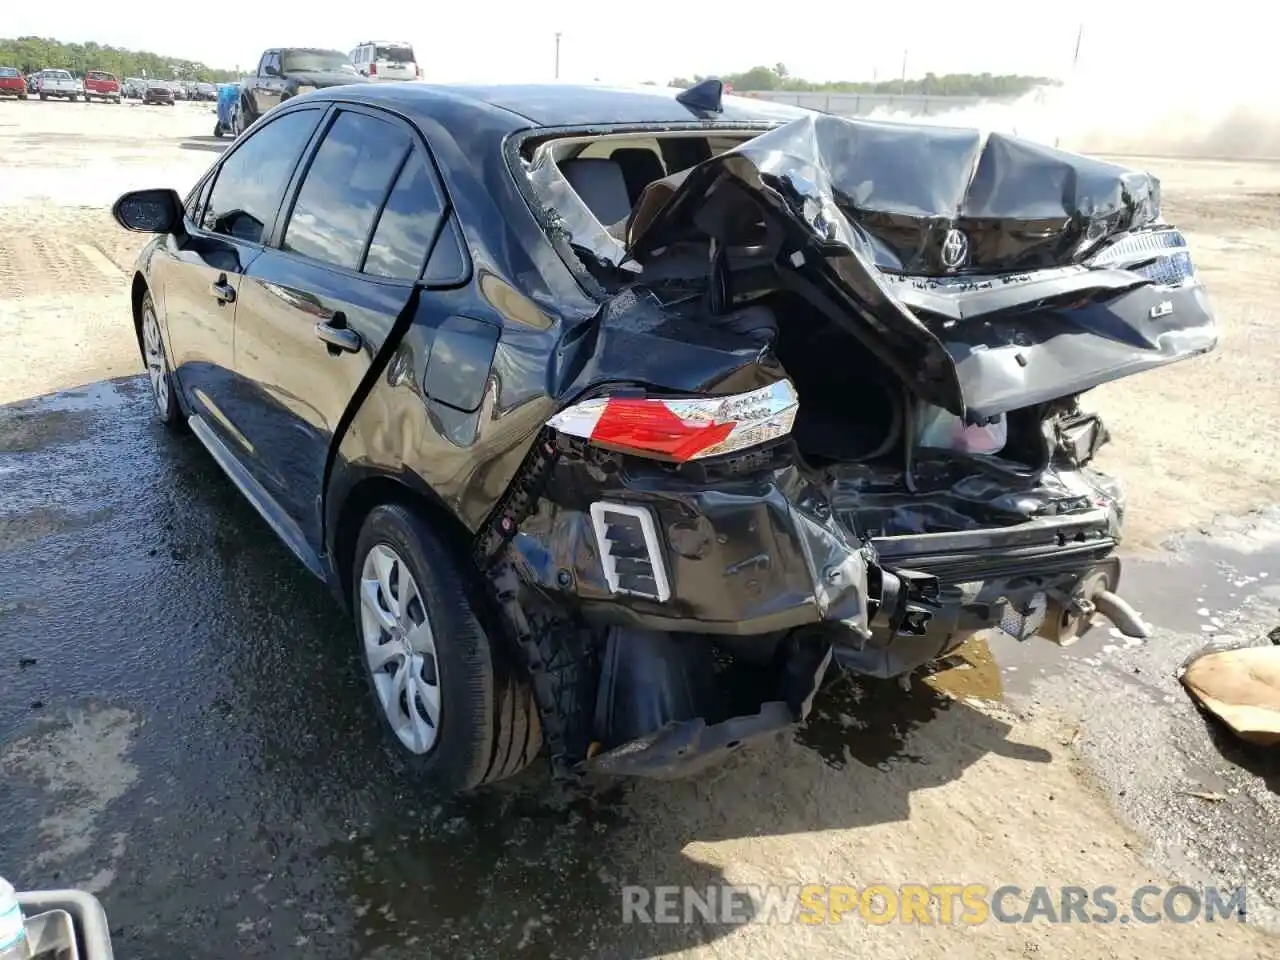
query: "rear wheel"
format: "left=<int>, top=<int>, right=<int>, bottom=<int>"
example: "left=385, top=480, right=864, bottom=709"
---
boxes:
left=352, top=504, right=541, bottom=792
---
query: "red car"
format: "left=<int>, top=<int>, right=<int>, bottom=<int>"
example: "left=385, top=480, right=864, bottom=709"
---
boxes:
left=0, top=67, right=27, bottom=99
left=84, top=70, right=121, bottom=103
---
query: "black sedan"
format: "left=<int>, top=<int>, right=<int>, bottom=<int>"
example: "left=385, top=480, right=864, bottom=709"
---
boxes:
left=112, top=82, right=1214, bottom=793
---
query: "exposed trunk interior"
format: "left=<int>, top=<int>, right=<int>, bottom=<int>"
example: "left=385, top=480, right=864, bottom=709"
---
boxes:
left=702, top=287, right=1105, bottom=539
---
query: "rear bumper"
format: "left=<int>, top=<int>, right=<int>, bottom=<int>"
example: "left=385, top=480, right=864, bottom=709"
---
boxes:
left=512, top=448, right=1125, bottom=677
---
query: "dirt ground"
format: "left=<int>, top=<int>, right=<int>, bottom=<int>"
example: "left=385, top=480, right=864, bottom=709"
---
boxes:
left=1, top=98, right=1278, bottom=959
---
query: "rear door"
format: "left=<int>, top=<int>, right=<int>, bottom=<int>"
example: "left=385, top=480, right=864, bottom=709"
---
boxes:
left=228, top=105, right=453, bottom=549
left=152, top=107, right=325, bottom=450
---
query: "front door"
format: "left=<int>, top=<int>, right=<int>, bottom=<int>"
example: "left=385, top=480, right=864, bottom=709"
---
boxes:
left=158, top=106, right=326, bottom=450
left=253, top=51, right=286, bottom=116
left=229, top=106, right=451, bottom=550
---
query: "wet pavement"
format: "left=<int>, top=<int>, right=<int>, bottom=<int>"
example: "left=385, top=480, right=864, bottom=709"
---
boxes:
left=2, top=376, right=1279, bottom=957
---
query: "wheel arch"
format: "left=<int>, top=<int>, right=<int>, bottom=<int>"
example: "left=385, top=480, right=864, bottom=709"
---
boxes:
left=329, top=472, right=475, bottom=612
left=130, top=271, right=150, bottom=349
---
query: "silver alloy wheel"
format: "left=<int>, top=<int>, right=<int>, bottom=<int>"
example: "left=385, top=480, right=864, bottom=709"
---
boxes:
left=359, top=543, right=442, bottom=754
left=141, top=305, right=169, bottom=418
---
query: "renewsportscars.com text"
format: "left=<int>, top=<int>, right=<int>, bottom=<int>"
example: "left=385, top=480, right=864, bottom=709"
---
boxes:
left=621, top=884, right=1248, bottom=926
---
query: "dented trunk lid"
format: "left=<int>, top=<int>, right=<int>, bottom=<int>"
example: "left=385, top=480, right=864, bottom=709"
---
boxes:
left=628, top=114, right=1217, bottom=419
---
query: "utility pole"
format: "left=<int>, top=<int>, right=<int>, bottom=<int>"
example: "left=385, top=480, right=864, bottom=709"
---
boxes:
left=899, top=49, right=907, bottom=96
left=554, top=33, right=561, bottom=80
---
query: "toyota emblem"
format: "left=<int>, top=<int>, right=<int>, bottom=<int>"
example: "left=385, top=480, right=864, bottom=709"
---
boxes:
left=940, top=228, right=969, bottom=270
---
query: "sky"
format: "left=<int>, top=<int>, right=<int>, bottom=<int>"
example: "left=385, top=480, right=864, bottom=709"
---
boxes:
left=4, top=0, right=1271, bottom=89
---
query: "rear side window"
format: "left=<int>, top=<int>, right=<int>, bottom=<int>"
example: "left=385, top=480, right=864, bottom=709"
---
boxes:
left=283, top=111, right=411, bottom=270
left=363, top=152, right=445, bottom=280
left=0, top=69, right=17, bottom=77
left=203, top=109, right=322, bottom=243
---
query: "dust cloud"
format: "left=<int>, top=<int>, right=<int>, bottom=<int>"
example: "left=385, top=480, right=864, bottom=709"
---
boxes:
left=872, top=72, right=1280, bottom=161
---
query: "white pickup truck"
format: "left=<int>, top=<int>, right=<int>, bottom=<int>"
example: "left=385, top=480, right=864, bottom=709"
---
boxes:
left=37, top=69, right=84, bottom=101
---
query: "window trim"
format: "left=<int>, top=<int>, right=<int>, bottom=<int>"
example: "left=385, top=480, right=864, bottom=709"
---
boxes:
left=268, top=102, right=461, bottom=287
left=186, top=104, right=329, bottom=248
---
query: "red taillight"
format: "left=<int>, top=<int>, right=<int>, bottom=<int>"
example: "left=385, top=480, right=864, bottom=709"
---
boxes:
left=547, top=381, right=798, bottom=463
left=369, top=62, right=377, bottom=76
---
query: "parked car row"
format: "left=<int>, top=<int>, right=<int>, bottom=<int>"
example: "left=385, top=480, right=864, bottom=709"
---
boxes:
left=1, top=68, right=127, bottom=102
left=122, top=78, right=214, bottom=101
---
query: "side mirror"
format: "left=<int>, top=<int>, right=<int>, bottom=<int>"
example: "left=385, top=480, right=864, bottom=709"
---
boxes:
left=112, top=188, right=183, bottom=234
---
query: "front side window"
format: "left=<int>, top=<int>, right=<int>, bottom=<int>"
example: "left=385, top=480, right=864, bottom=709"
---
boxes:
left=185, top=174, right=213, bottom=223
left=203, top=109, right=322, bottom=243
left=282, top=112, right=410, bottom=269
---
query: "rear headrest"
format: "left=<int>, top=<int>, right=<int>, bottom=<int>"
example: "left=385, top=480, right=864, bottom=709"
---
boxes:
left=560, top=158, right=632, bottom=228
left=610, top=148, right=666, bottom=205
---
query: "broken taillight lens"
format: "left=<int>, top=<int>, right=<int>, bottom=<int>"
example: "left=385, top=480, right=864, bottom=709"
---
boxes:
left=547, top=380, right=799, bottom=462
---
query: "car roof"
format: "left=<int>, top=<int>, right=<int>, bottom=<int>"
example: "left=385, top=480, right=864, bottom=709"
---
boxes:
left=338, top=82, right=812, bottom=128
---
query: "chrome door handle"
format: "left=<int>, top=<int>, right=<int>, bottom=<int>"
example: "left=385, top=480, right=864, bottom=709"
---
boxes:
left=314, top=319, right=361, bottom=353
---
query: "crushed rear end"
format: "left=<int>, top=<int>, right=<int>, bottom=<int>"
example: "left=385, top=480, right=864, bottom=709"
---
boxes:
left=485, top=113, right=1216, bottom=781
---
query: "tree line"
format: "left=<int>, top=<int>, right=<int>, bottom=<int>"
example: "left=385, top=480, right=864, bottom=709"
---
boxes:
left=0, top=36, right=237, bottom=82
left=666, top=63, right=1057, bottom=97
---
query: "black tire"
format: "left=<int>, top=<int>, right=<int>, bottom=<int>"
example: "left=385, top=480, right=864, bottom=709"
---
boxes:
left=137, top=290, right=184, bottom=430
left=352, top=503, right=541, bottom=792
left=38, top=93, right=46, bottom=101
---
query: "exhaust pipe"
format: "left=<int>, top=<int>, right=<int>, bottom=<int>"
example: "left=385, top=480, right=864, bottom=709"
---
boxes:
left=1040, top=563, right=1147, bottom=645
left=1093, top=590, right=1149, bottom=639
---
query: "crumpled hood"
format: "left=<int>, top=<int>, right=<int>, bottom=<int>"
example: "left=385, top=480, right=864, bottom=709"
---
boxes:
left=625, top=113, right=1213, bottom=420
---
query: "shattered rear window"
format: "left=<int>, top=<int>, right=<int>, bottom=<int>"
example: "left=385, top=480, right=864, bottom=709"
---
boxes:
left=520, top=129, right=767, bottom=278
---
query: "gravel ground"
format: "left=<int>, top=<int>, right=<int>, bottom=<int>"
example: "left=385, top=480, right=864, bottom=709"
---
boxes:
left=1, top=97, right=1278, bottom=960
